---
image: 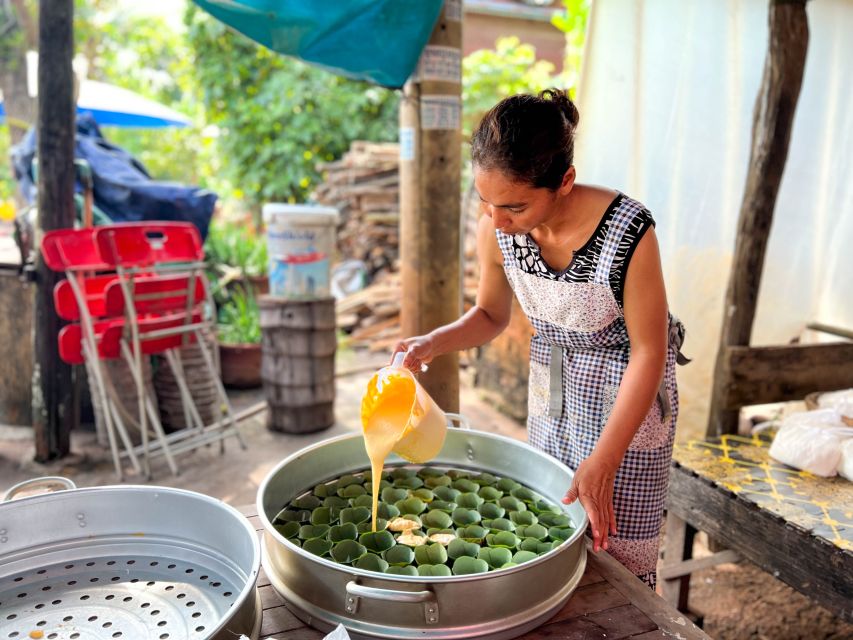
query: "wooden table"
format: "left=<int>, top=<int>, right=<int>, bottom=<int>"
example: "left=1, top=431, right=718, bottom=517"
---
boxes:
left=239, top=505, right=710, bottom=640
left=661, top=433, right=853, bottom=621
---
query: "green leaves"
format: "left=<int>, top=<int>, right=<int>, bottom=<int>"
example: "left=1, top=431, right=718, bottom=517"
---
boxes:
left=331, top=540, right=367, bottom=564
left=452, top=557, right=489, bottom=575
left=329, top=523, right=359, bottom=542
left=451, top=508, right=482, bottom=528
left=339, top=507, right=371, bottom=525
left=417, top=564, right=452, bottom=577
left=303, top=538, right=333, bottom=557
left=421, top=510, right=453, bottom=530
left=359, top=530, right=396, bottom=553
left=448, top=538, right=480, bottom=559
left=355, top=553, right=389, bottom=573
left=186, top=6, right=399, bottom=206
left=276, top=468, right=574, bottom=577
left=478, top=547, right=512, bottom=570
left=414, top=543, right=448, bottom=566
left=383, top=545, right=415, bottom=567
left=298, top=524, right=330, bottom=540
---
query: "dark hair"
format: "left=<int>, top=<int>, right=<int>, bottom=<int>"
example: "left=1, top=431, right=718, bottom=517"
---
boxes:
left=471, top=88, right=579, bottom=190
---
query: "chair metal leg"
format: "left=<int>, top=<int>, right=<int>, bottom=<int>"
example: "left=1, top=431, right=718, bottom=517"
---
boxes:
left=120, top=342, right=178, bottom=477
left=84, top=344, right=124, bottom=481
left=195, top=332, right=246, bottom=450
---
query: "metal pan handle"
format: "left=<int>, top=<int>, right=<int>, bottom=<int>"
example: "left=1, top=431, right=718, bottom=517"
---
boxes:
left=445, top=412, right=470, bottom=430
left=345, top=581, right=439, bottom=624
left=3, top=476, right=77, bottom=502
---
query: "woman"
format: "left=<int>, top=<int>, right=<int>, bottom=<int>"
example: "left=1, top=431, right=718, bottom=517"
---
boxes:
left=394, top=89, right=686, bottom=588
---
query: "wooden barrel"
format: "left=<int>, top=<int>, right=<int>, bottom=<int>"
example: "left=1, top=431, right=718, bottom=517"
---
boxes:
left=260, top=296, right=336, bottom=434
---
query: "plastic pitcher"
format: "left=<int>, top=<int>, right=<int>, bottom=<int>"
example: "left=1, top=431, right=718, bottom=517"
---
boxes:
left=361, top=352, right=448, bottom=463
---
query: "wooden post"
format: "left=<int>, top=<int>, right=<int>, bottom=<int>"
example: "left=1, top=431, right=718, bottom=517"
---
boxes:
left=400, top=1, right=462, bottom=412
left=706, top=0, right=809, bottom=438
left=32, top=0, right=76, bottom=461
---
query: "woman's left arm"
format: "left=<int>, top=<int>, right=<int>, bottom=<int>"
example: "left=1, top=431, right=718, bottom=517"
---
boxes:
left=563, top=227, right=669, bottom=552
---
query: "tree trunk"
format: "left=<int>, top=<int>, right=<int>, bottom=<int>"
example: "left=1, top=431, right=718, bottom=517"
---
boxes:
left=0, top=53, right=36, bottom=147
left=32, top=0, right=76, bottom=461
left=706, top=0, right=809, bottom=438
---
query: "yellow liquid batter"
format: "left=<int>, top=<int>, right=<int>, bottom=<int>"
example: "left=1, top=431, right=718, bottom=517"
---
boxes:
left=361, top=372, right=416, bottom=531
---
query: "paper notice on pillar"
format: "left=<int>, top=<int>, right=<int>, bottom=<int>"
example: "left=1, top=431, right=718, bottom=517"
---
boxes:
left=444, top=0, right=462, bottom=22
left=399, top=127, right=416, bottom=161
left=415, top=46, right=461, bottom=83
left=420, top=95, right=461, bottom=131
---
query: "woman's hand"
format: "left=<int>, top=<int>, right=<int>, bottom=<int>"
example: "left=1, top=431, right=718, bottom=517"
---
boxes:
left=562, top=453, right=619, bottom=552
left=392, top=335, right=438, bottom=373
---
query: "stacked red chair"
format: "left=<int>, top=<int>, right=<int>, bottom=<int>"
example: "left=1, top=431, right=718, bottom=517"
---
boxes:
left=43, top=222, right=245, bottom=479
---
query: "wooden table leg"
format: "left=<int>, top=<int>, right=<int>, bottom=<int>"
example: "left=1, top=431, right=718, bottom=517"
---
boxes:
left=660, top=511, right=696, bottom=611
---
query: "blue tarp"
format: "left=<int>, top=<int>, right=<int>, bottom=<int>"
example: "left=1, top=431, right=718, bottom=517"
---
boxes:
left=12, top=114, right=217, bottom=239
left=191, top=0, right=444, bottom=88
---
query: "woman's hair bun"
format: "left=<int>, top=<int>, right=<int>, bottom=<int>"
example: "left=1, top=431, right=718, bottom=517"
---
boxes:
left=540, top=88, right=579, bottom=130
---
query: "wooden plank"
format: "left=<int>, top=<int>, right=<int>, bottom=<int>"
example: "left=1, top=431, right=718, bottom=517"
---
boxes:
left=720, top=343, right=853, bottom=408
left=546, top=581, right=630, bottom=625
left=659, top=549, right=741, bottom=581
left=589, top=544, right=711, bottom=639
left=32, top=0, right=77, bottom=461
left=259, top=584, right=285, bottom=610
left=706, top=0, right=809, bottom=437
left=518, top=604, right=656, bottom=640
left=628, top=631, right=671, bottom=639
left=578, top=566, right=605, bottom=587
left=260, top=605, right=312, bottom=638
left=659, top=512, right=695, bottom=610
left=667, top=464, right=853, bottom=621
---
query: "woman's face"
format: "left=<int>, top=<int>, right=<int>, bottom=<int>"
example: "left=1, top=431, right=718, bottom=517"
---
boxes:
left=473, top=167, right=562, bottom=235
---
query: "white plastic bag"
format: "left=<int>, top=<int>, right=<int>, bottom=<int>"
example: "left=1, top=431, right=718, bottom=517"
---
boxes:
left=767, top=409, right=853, bottom=477
left=242, top=624, right=351, bottom=640
left=323, top=624, right=352, bottom=640
left=838, top=438, right=853, bottom=482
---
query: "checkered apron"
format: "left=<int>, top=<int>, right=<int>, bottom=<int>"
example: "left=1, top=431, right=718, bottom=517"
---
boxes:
left=496, top=195, right=685, bottom=588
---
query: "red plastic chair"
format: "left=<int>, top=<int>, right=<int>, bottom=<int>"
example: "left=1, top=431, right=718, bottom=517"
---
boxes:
left=94, top=222, right=242, bottom=461
left=53, top=275, right=117, bottom=321
left=95, top=222, right=204, bottom=269
left=41, top=227, right=110, bottom=272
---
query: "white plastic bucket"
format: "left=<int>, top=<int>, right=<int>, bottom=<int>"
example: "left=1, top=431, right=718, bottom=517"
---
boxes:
left=263, top=203, right=338, bottom=299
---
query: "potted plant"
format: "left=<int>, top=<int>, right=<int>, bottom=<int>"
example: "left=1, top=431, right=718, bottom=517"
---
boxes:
left=217, top=285, right=262, bottom=388
left=205, top=219, right=269, bottom=302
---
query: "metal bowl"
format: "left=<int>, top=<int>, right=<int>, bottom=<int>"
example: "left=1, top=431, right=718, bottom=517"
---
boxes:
left=258, top=427, right=588, bottom=639
left=0, top=479, right=261, bottom=640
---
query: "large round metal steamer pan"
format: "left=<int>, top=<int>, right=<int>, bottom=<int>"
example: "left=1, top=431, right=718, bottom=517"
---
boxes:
left=259, top=428, right=588, bottom=640
left=0, top=480, right=261, bottom=640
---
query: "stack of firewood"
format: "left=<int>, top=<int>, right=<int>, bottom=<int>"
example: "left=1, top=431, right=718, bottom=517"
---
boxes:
left=312, top=141, right=400, bottom=279
left=311, top=141, right=480, bottom=349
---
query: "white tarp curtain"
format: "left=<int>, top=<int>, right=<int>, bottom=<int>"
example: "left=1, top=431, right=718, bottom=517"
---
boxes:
left=575, top=0, right=853, bottom=436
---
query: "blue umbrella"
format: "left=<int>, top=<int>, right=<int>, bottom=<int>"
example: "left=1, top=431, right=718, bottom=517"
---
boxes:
left=1, top=79, right=191, bottom=128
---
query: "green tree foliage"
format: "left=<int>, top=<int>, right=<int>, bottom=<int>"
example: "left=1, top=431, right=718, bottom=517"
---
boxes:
left=462, top=37, right=557, bottom=139
left=462, top=0, right=590, bottom=138
left=551, top=0, right=590, bottom=89
left=75, top=2, right=213, bottom=187
left=184, top=7, right=399, bottom=208
left=0, top=131, right=13, bottom=201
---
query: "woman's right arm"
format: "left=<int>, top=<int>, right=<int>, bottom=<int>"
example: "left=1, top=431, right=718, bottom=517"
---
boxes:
left=395, top=214, right=514, bottom=371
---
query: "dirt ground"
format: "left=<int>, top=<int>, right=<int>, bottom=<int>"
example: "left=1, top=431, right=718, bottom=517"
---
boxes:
left=675, top=533, right=852, bottom=640
left=0, top=349, right=850, bottom=639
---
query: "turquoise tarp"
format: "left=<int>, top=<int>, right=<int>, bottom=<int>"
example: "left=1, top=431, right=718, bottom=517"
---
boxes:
left=191, top=0, right=444, bottom=88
